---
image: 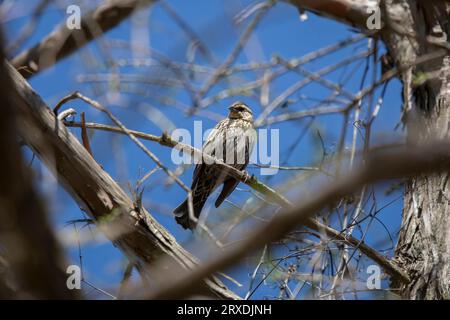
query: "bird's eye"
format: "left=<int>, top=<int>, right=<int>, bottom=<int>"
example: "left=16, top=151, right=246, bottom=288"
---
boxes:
left=236, top=106, right=245, bottom=112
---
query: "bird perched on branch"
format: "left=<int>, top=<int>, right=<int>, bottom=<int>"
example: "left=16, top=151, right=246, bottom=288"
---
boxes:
left=173, top=102, right=256, bottom=229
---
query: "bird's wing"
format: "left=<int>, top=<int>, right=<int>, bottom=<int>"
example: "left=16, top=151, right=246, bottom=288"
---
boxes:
left=191, top=163, right=204, bottom=189
left=202, top=119, right=227, bottom=157
left=215, top=126, right=256, bottom=208
left=192, top=121, right=224, bottom=187
left=246, top=127, right=257, bottom=163
left=224, top=125, right=256, bottom=166
left=215, top=178, right=239, bottom=208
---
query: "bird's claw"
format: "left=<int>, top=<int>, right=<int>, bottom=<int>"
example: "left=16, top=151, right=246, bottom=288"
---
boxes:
left=242, top=172, right=253, bottom=183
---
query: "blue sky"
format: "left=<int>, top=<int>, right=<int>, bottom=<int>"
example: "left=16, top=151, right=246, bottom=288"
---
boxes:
left=4, top=0, right=405, bottom=299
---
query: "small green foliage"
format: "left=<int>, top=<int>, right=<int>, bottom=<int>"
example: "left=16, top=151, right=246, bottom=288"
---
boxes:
left=412, top=71, right=429, bottom=87
left=97, top=207, right=122, bottom=224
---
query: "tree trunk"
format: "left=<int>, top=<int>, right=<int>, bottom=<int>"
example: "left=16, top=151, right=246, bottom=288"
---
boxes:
left=382, top=0, right=450, bottom=299
left=0, top=32, right=77, bottom=299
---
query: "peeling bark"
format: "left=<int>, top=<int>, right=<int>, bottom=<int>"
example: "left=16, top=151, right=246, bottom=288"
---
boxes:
left=0, top=35, right=77, bottom=299
left=4, top=61, right=239, bottom=300
left=290, top=0, right=450, bottom=299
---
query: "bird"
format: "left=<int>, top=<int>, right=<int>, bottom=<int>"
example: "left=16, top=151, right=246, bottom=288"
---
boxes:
left=173, top=102, right=256, bottom=229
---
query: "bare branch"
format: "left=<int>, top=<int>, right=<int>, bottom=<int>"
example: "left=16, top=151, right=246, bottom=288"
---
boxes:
left=62, top=119, right=408, bottom=283
left=287, top=0, right=378, bottom=30
left=145, top=140, right=450, bottom=299
left=11, top=0, right=156, bottom=78
left=5, top=60, right=239, bottom=300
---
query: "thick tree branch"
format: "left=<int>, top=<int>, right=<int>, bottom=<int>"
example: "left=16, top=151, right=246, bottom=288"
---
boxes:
left=0, top=42, right=77, bottom=298
left=287, top=0, right=377, bottom=30
left=4, top=60, right=239, bottom=300
left=11, top=0, right=155, bottom=78
left=61, top=120, right=409, bottom=283
left=146, top=140, right=450, bottom=299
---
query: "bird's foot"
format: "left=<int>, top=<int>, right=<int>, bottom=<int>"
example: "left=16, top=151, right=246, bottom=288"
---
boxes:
left=242, top=171, right=253, bottom=184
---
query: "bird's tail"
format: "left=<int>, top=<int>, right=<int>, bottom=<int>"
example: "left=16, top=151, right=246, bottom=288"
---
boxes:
left=173, top=199, right=191, bottom=229
left=173, top=198, right=207, bottom=229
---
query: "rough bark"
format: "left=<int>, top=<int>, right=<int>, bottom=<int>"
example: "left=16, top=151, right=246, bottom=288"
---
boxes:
left=5, top=0, right=449, bottom=300
left=146, top=141, right=450, bottom=299
left=4, top=61, right=239, bottom=300
left=380, top=0, right=450, bottom=299
left=289, top=0, right=450, bottom=299
left=0, top=34, right=77, bottom=299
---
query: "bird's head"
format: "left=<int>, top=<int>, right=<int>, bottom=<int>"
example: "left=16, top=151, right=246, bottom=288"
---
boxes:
left=228, top=102, right=253, bottom=122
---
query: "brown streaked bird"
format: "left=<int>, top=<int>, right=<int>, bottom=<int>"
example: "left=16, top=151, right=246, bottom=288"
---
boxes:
left=173, top=102, right=256, bottom=229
